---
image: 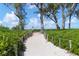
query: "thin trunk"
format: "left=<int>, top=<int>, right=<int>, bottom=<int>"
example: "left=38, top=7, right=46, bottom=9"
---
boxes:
left=62, top=7, right=65, bottom=29
left=62, top=17, right=65, bottom=29
left=69, top=15, right=71, bottom=29
left=40, top=13, right=44, bottom=33
left=19, top=19, right=24, bottom=30
left=53, top=13, right=60, bottom=30
left=19, top=20, right=21, bottom=30
left=16, top=5, right=24, bottom=30
left=55, top=22, right=60, bottom=30
left=40, top=3, right=44, bottom=33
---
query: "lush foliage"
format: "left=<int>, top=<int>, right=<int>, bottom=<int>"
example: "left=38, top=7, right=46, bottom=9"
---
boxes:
left=0, top=28, right=32, bottom=56
left=45, top=29, right=79, bottom=55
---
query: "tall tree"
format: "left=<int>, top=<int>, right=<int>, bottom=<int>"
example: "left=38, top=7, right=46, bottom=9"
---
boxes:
left=40, top=3, right=44, bottom=32
left=14, top=3, right=26, bottom=30
left=4, top=3, right=27, bottom=30
left=66, top=3, right=77, bottom=29
left=34, top=3, right=47, bottom=33
left=47, top=3, right=60, bottom=30
left=60, top=4, right=66, bottom=29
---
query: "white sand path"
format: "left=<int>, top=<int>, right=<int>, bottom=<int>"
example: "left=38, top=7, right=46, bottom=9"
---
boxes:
left=24, top=32, right=75, bottom=56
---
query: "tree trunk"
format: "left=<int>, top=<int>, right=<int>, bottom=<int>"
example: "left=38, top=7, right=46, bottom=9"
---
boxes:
left=62, top=17, right=65, bottom=29
left=16, top=4, right=24, bottom=30
left=62, top=7, right=65, bottom=29
left=40, top=13, right=44, bottom=33
left=69, top=15, right=71, bottom=29
left=19, top=19, right=24, bottom=30
left=53, top=13, right=60, bottom=30
left=40, top=3, right=44, bottom=33
left=55, top=22, right=60, bottom=30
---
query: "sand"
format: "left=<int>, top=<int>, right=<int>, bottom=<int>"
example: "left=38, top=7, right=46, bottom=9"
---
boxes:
left=24, top=32, right=74, bottom=56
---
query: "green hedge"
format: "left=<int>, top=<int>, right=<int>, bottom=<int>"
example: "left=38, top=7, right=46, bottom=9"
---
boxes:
left=0, top=30, right=32, bottom=56
left=45, top=29, right=79, bottom=55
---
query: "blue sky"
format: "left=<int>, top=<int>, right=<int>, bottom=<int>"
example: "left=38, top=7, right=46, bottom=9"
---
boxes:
left=0, top=4, right=79, bottom=29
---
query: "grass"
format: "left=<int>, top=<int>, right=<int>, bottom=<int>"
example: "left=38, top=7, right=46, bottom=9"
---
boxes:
left=45, top=29, right=79, bottom=55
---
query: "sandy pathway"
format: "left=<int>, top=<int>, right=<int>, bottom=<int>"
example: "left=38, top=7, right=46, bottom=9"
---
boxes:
left=24, top=32, right=74, bottom=56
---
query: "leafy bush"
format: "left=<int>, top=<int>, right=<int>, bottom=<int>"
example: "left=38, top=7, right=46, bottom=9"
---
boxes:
left=0, top=29, right=31, bottom=56
left=45, top=29, right=79, bottom=55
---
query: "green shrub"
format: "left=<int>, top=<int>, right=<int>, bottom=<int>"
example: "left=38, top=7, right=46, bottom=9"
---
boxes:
left=45, top=29, right=79, bottom=55
left=0, top=29, right=31, bottom=56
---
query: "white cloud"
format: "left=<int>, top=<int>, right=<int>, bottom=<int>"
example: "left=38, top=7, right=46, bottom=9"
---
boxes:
left=0, top=21, right=2, bottom=25
left=2, top=11, right=19, bottom=28
left=28, top=5, right=36, bottom=9
left=25, top=17, right=41, bottom=29
left=37, top=14, right=40, bottom=17
left=65, top=17, right=79, bottom=28
left=66, top=17, right=79, bottom=24
left=44, top=18, right=55, bottom=29
left=25, top=17, right=55, bottom=29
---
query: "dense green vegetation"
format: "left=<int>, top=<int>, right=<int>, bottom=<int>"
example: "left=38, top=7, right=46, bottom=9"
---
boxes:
left=3, top=3, right=79, bottom=56
left=0, top=27, right=32, bottom=56
left=45, top=29, right=79, bottom=55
